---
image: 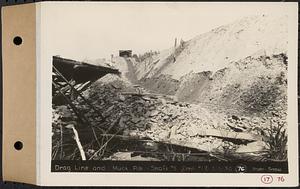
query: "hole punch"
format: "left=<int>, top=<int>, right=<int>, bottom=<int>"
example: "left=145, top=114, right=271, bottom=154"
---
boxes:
left=13, top=36, right=22, bottom=46
left=14, top=141, right=23, bottom=150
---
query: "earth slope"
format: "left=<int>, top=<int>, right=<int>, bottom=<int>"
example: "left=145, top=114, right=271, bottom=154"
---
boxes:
left=135, top=15, right=287, bottom=80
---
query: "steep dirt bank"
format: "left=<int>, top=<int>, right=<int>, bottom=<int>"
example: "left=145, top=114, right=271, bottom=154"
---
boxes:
left=175, top=53, right=287, bottom=115
left=137, top=52, right=287, bottom=118
left=175, top=71, right=212, bottom=103
left=133, top=15, right=287, bottom=80
left=124, top=59, right=139, bottom=84
left=140, top=74, right=180, bottom=95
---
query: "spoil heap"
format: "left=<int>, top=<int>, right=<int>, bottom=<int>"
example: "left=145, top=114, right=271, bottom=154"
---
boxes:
left=53, top=74, right=280, bottom=161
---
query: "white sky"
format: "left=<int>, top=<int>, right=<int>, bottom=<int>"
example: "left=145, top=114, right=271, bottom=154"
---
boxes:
left=41, top=2, right=289, bottom=61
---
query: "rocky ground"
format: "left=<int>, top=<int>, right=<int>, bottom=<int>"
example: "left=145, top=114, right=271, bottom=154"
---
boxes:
left=52, top=15, right=288, bottom=162
left=52, top=67, right=287, bottom=161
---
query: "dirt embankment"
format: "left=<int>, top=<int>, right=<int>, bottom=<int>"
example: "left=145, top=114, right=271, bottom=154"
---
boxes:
left=138, top=53, right=287, bottom=117
left=175, top=71, right=212, bottom=103
left=124, top=59, right=139, bottom=84
left=140, top=74, right=180, bottom=95
left=178, top=53, right=287, bottom=116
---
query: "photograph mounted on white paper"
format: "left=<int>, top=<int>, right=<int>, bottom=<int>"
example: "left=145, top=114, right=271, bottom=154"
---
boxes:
left=36, top=1, right=298, bottom=186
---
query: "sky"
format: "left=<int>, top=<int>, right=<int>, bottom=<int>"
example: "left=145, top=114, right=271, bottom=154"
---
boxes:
left=41, top=2, right=289, bottom=61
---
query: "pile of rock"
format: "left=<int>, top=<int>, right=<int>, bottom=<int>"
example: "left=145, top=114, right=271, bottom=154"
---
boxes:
left=80, top=77, right=264, bottom=154
left=52, top=74, right=285, bottom=160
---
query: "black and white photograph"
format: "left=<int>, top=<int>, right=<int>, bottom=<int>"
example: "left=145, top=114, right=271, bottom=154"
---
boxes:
left=50, top=2, right=292, bottom=173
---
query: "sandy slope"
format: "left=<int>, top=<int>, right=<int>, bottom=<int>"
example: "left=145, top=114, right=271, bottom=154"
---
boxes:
left=135, top=15, right=287, bottom=80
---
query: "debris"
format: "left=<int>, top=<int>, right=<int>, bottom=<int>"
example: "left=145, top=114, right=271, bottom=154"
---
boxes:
left=232, top=115, right=240, bottom=121
left=119, top=95, right=125, bottom=101
left=65, top=124, right=86, bottom=160
left=236, top=141, right=268, bottom=153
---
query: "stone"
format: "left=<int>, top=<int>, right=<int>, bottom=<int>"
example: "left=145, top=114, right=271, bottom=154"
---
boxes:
left=170, top=125, right=178, bottom=138
left=119, top=95, right=125, bottom=101
left=137, top=106, right=144, bottom=112
left=240, top=117, right=249, bottom=121
left=130, top=155, right=160, bottom=161
left=178, top=116, right=185, bottom=120
left=145, top=111, right=152, bottom=117
left=171, top=114, right=179, bottom=120
left=186, top=126, right=199, bottom=137
left=110, top=152, right=132, bottom=160
left=129, top=130, right=138, bottom=137
left=163, top=116, right=169, bottom=120
left=161, top=98, right=167, bottom=105
left=119, top=117, right=127, bottom=128
left=171, top=134, right=185, bottom=141
left=52, top=111, right=60, bottom=121
left=235, top=141, right=268, bottom=153
left=137, top=121, right=145, bottom=128
left=142, top=96, right=151, bottom=101
left=105, top=105, right=115, bottom=113
left=144, top=141, right=159, bottom=151
left=232, top=115, right=239, bottom=121
left=226, top=122, right=244, bottom=132
left=150, top=110, right=159, bottom=117
left=57, top=105, right=72, bottom=119
left=158, top=130, right=170, bottom=140
left=170, top=101, right=178, bottom=105
left=147, top=129, right=154, bottom=133
left=136, top=100, right=145, bottom=104
left=150, top=118, right=158, bottom=123
left=131, top=117, right=141, bottom=124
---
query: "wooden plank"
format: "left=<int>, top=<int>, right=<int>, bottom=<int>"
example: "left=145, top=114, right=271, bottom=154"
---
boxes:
left=197, top=128, right=264, bottom=141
